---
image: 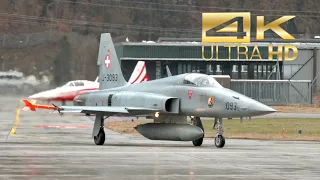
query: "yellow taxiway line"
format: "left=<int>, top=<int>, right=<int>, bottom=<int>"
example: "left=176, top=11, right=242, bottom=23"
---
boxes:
left=10, top=100, right=22, bottom=135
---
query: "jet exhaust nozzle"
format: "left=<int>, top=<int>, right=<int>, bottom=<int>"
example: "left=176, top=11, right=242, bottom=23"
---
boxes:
left=134, top=123, right=204, bottom=141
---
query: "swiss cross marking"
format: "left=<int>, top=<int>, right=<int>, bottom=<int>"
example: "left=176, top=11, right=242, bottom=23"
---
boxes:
left=104, top=55, right=111, bottom=68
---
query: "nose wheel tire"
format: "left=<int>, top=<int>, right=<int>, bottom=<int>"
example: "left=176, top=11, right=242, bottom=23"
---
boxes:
left=215, top=135, right=225, bottom=148
left=94, top=128, right=105, bottom=145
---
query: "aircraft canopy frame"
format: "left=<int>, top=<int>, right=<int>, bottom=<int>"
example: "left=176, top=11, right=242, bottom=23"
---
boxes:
left=183, top=74, right=222, bottom=88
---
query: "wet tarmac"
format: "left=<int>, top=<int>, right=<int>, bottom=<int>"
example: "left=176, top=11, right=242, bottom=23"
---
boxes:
left=1, top=96, right=320, bottom=180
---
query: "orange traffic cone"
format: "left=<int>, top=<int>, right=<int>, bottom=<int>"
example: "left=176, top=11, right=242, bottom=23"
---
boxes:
left=282, top=128, right=286, bottom=139
left=132, top=121, right=135, bottom=133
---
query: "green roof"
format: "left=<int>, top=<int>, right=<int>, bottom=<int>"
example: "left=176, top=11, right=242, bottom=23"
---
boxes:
left=115, top=42, right=318, bottom=61
left=116, top=43, right=270, bottom=60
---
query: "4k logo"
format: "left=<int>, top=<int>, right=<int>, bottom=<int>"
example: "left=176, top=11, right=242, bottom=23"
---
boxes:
left=202, top=12, right=295, bottom=43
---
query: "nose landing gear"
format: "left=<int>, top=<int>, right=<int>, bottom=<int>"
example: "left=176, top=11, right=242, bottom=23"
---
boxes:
left=214, top=118, right=225, bottom=148
left=191, top=117, right=226, bottom=148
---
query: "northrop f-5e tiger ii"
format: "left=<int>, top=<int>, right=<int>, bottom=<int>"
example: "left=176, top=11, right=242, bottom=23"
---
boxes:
left=23, top=33, right=276, bottom=148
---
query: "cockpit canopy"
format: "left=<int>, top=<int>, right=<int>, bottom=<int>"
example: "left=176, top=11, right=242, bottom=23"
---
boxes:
left=183, top=74, right=222, bottom=88
left=63, top=81, right=85, bottom=87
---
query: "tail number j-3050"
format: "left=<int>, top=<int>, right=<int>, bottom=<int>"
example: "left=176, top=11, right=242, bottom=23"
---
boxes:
left=226, top=102, right=237, bottom=110
left=106, top=74, right=118, bottom=81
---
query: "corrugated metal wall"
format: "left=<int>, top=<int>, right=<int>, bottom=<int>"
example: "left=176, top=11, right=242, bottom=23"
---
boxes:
left=231, top=80, right=312, bottom=105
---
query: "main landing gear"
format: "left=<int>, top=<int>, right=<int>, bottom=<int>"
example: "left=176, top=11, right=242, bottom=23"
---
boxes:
left=92, top=114, right=105, bottom=145
left=214, top=118, right=225, bottom=148
left=94, top=128, right=105, bottom=145
left=191, top=117, right=225, bottom=148
left=191, top=117, right=204, bottom=146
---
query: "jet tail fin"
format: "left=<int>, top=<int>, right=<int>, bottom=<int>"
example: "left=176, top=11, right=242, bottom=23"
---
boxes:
left=97, top=33, right=127, bottom=90
left=166, top=65, right=172, bottom=77
left=94, top=76, right=98, bottom=82
left=128, top=61, right=148, bottom=84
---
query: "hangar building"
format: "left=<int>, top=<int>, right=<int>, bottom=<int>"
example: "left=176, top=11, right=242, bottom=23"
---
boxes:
left=115, top=39, right=320, bottom=91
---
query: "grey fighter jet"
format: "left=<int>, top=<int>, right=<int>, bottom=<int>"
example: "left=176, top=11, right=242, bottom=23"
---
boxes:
left=24, top=33, right=276, bottom=148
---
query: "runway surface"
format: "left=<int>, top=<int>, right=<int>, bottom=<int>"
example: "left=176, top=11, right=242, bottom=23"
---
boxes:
left=1, top=96, right=320, bottom=179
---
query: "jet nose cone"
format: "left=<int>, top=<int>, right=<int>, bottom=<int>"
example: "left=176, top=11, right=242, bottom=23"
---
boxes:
left=249, top=102, right=276, bottom=116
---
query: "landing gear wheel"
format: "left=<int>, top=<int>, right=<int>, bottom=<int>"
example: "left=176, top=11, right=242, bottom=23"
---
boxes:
left=85, top=113, right=90, bottom=116
left=192, top=117, right=204, bottom=146
left=215, top=135, right=225, bottom=148
left=214, top=118, right=225, bottom=148
left=94, top=128, right=105, bottom=145
left=192, top=137, right=203, bottom=146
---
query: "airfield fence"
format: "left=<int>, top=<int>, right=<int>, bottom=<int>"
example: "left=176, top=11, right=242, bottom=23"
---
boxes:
left=230, top=80, right=312, bottom=105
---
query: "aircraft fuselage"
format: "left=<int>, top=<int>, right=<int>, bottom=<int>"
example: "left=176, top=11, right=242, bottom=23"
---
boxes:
left=74, top=73, right=275, bottom=119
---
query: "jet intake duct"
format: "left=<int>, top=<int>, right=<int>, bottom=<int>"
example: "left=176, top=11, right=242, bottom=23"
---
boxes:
left=116, top=92, right=180, bottom=114
left=164, top=98, right=179, bottom=113
left=134, top=123, right=204, bottom=141
left=73, top=94, right=87, bottom=106
left=141, top=95, right=179, bottom=113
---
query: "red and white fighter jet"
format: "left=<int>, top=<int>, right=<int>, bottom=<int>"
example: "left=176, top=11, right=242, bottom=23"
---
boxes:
left=24, top=61, right=149, bottom=111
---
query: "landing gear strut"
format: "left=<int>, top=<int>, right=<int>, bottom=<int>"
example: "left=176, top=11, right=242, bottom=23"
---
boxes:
left=92, top=113, right=105, bottom=145
left=214, top=118, right=225, bottom=148
left=191, top=117, right=204, bottom=146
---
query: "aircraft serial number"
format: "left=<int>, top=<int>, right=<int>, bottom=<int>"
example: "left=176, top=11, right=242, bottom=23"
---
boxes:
left=226, top=102, right=237, bottom=110
left=106, top=74, right=118, bottom=81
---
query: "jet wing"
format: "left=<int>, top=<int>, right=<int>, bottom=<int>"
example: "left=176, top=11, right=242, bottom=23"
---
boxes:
left=59, top=106, right=160, bottom=115
left=62, top=106, right=161, bottom=115
left=22, top=99, right=161, bottom=115
left=59, top=106, right=129, bottom=113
